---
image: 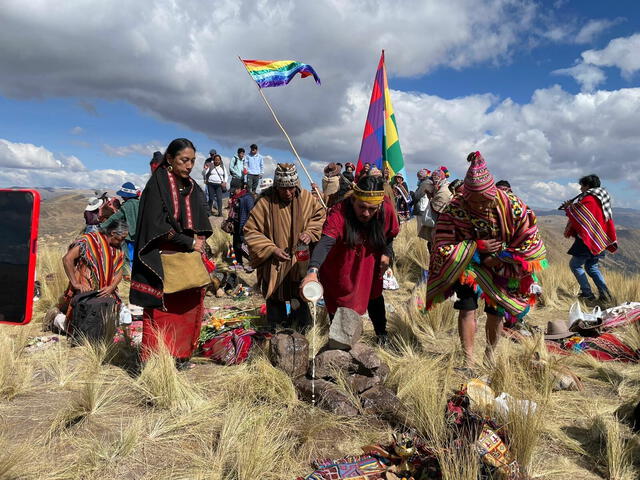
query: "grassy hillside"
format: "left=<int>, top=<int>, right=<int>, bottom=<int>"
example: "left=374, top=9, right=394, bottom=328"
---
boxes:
left=0, top=192, right=636, bottom=478
left=0, top=218, right=639, bottom=479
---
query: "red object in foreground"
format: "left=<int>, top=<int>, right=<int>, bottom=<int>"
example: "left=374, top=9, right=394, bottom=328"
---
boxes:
left=0, top=189, right=40, bottom=325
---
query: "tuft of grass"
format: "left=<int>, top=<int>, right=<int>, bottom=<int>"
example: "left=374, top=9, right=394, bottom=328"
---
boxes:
left=48, top=373, right=127, bottom=436
left=41, top=342, right=77, bottom=388
left=34, top=246, right=69, bottom=319
left=602, top=416, right=637, bottom=480
left=208, top=355, right=299, bottom=409
left=135, top=339, right=204, bottom=412
left=481, top=339, right=551, bottom=475
left=436, top=437, right=480, bottom=480
left=0, top=327, right=34, bottom=400
left=390, top=348, right=454, bottom=442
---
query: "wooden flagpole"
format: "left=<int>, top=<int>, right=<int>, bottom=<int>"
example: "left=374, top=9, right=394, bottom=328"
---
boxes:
left=238, top=56, right=327, bottom=209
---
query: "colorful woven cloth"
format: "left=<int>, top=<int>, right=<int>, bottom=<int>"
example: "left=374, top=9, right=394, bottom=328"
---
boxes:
left=546, top=333, right=639, bottom=362
left=297, top=455, right=388, bottom=480
left=73, top=231, right=124, bottom=290
left=426, top=188, right=547, bottom=318
left=565, top=193, right=617, bottom=256
left=603, top=305, right=640, bottom=329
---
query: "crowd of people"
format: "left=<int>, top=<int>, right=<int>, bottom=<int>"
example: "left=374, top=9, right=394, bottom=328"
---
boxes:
left=60, top=138, right=618, bottom=372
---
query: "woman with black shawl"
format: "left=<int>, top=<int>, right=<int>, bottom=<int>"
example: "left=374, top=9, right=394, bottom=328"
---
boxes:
left=131, top=138, right=212, bottom=369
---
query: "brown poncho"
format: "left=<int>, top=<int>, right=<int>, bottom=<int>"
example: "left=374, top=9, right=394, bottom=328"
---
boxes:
left=244, top=187, right=325, bottom=300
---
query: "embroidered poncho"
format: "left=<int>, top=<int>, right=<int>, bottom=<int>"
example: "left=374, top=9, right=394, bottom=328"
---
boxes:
left=426, top=189, right=547, bottom=318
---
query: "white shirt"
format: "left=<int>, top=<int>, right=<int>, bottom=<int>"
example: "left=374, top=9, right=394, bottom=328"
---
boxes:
left=205, top=164, right=227, bottom=184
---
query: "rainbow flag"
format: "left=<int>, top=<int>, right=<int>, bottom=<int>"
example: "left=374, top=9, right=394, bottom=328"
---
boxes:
left=241, top=59, right=321, bottom=88
left=356, top=51, right=405, bottom=179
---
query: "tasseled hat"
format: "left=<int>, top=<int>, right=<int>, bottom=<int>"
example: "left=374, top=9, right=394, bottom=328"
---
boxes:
left=417, top=168, right=431, bottom=181
left=463, top=151, right=497, bottom=201
left=274, top=163, right=299, bottom=188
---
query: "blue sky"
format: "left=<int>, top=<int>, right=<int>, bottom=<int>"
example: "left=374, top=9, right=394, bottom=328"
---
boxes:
left=1, top=0, right=639, bottom=208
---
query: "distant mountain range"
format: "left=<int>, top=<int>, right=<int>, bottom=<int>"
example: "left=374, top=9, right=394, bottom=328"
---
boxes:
left=535, top=207, right=640, bottom=230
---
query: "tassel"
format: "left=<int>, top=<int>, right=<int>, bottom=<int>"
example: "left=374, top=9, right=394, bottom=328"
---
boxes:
left=508, top=278, right=519, bottom=289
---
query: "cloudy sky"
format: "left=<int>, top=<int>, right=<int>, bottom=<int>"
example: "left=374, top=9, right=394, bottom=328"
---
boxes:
left=1, top=0, right=639, bottom=208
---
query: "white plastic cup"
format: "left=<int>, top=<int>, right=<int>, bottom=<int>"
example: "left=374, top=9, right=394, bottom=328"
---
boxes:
left=302, top=281, right=323, bottom=304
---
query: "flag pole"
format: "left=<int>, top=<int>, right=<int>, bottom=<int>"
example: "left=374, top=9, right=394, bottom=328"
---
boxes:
left=238, top=56, right=327, bottom=209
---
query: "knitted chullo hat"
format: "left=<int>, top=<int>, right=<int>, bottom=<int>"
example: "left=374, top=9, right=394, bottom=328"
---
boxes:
left=463, top=151, right=497, bottom=201
left=417, top=168, right=431, bottom=181
left=273, top=163, right=299, bottom=188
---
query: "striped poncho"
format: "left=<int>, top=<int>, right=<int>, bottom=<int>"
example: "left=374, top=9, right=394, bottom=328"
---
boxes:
left=73, top=231, right=124, bottom=291
left=426, top=189, right=547, bottom=318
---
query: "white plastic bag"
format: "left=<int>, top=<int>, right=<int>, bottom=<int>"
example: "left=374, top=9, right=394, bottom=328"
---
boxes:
left=494, top=392, right=537, bottom=418
left=119, top=304, right=132, bottom=325
left=583, top=306, right=602, bottom=323
left=568, top=302, right=583, bottom=326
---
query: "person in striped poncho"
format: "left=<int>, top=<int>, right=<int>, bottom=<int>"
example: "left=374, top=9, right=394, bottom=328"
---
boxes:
left=426, top=152, right=547, bottom=368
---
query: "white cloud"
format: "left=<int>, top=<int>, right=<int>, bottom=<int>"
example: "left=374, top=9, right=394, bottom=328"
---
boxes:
left=102, top=142, right=164, bottom=157
left=581, top=33, right=640, bottom=78
left=0, top=138, right=147, bottom=189
left=0, top=139, right=61, bottom=169
left=358, top=84, right=640, bottom=207
left=574, top=18, right=623, bottom=44
left=517, top=181, right=580, bottom=208
left=552, top=62, right=606, bottom=92
left=0, top=0, right=538, bottom=158
left=70, top=126, right=84, bottom=135
left=1, top=3, right=640, bottom=205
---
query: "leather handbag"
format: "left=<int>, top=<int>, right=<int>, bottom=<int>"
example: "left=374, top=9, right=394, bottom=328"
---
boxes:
left=160, top=251, right=211, bottom=294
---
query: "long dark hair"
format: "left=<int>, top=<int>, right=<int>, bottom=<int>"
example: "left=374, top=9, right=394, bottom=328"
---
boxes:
left=164, top=138, right=196, bottom=164
left=344, top=175, right=387, bottom=251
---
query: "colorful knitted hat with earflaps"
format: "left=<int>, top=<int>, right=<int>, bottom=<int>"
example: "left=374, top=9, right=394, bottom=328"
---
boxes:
left=463, top=151, right=497, bottom=201
left=273, top=163, right=299, bottom=188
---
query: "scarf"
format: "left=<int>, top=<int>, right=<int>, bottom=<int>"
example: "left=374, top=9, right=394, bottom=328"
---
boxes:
left=130, top=166, right=212, bottom=308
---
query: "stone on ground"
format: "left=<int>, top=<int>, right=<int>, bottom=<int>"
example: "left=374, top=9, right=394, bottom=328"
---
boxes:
left=269, top=329, right=309, bottom=378
left=328, top=307, right=363, bottom=350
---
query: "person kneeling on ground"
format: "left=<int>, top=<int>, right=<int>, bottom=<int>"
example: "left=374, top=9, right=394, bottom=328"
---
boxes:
left=425, top=152, right=547, bottom=369
left=301, top=175, right=400, bottom=344
left=561, top=174, right=617, bottom=304
left=244, top=163, right=325, bottom=329
left=60, top=219, right=128, bottom=329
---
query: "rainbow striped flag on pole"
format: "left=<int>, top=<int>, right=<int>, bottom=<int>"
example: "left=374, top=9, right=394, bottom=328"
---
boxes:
left=241, top=59, right=321, bottom=88
left=356, top=51, right=405, bottom=179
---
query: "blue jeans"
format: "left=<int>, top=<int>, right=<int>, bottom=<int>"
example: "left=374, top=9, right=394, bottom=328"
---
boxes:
left=569, top=254, right=609, bottom=297
left=207, top=183, right=224, bottom=215
left=247, top=174, right=260, bottom=193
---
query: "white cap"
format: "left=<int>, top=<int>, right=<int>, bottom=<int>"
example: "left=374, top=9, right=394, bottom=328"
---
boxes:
left=85, top=197, right=104, bottom=211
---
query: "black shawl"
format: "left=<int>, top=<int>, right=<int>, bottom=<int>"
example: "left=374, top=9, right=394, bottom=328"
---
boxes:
left=130, top=166, right=212, bottom=308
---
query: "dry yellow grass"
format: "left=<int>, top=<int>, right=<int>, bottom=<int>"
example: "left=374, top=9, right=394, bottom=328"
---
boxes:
left=1, top=224, right=639, bottom=478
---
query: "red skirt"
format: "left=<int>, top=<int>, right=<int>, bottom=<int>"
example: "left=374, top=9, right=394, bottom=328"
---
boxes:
left=142, top=287, right=205, bottom=360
